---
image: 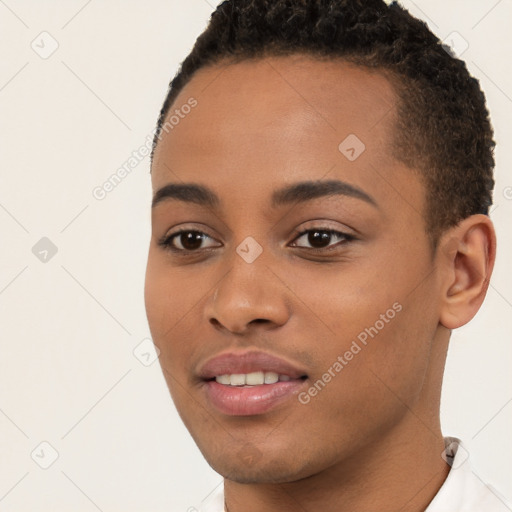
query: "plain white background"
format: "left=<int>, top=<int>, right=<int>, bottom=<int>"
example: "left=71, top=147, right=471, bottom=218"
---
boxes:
left=0, top=1, right=511, bottom=510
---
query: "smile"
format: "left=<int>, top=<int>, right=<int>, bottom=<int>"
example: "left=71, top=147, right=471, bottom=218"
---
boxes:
left=199, top=351, right=309, bottom=416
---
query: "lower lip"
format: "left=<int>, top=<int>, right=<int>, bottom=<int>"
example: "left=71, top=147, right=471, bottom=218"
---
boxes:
left=203, top=379, right=306, bottom=416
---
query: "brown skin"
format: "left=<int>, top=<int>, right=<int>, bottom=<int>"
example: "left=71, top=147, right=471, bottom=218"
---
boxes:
left=145, top=56, right=496, bottom=512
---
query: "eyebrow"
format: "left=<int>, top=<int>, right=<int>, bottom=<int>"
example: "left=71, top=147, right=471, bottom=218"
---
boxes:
left=151, top=179, right=377, bottom=209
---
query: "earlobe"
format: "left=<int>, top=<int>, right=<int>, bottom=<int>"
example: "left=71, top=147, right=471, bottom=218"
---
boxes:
left=439, top=215, right=496, bottom=330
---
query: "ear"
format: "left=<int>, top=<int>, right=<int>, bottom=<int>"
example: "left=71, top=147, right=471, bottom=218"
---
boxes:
left=438, top=214, right=496, bottom=330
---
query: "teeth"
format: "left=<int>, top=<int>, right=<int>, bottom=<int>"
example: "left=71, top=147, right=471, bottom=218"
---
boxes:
left=215, top=371, right=292, bottom=386
left=216, top=374, right=231, bottom=385
left=264, top=372, right=279, bottom=384
left=230, top=374, right=246, bottom=386
left=246, top=371, right=264, bottom=385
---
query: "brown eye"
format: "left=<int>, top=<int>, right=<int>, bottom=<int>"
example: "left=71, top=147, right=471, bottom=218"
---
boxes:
left=306, top=230, right=332, bottom=248
left=291, top=229, right=353, bottom=250
left=159, top=230, right=220, bottom=252
left=176, top=231, right=205, bottom=250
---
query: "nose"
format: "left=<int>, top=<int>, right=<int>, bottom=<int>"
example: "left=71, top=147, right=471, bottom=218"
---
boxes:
left=204, top=254, right=291, bottom=335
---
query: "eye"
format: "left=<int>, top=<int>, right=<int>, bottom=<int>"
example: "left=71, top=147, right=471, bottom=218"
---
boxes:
left=158, top=227, right=354, bottom=254
left=290, top=228, right=354, bottom=251
left=158, top=230, right=221, bottom=252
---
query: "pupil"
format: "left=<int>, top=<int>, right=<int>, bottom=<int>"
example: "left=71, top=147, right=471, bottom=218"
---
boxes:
left=308, top=230, right=330, bottom=248
left=182, top=231, right=203, bottom=250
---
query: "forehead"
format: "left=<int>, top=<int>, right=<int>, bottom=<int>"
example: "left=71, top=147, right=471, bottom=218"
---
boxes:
left=151, top=55, right=417, bottom=212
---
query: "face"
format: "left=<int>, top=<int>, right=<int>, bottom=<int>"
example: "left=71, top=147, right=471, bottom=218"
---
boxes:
left=145, top=56, right=446, bottom=483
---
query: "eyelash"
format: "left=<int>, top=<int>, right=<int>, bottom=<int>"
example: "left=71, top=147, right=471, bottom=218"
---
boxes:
left=157, top=227, right=355, bottom=255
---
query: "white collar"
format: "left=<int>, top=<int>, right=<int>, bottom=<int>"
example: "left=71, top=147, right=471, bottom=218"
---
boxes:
left=425, top=437, right=511, bottom=511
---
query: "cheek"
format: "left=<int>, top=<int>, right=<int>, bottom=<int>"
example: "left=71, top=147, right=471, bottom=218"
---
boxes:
left=334, top=291, right=437, bottom=417
left=144, top=255, right=194, bottom=363
left=284, top=253, right=437, bottom=400
left=365, top=309, right=433, bottom=395
left=144, top=261, right=200, bottom=415
left=292, top=304, right=436, bottom=456
left=275, top=261, right=403, bottom=348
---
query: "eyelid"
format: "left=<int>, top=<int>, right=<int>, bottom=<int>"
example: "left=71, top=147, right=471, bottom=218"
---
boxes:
left=288, top=219, right=356, bottom=241
left=160, top=222, right=219, bottom=241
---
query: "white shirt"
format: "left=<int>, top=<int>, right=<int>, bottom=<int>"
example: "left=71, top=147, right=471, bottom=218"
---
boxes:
left=196, top=438, right=511, bottom=512
left=426, top=437, right=510, bottom=511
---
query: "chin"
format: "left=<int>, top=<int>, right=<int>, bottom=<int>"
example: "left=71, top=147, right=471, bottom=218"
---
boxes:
left=204, top=451, right=318, bottom=484
left=219, top=465, right=301, bottom=485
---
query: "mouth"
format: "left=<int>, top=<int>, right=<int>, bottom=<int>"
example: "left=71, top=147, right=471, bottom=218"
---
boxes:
left=198, top=351, right=308, bottom=416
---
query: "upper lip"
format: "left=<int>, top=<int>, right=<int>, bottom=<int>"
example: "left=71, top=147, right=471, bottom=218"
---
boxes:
left=198, top=350, right=308, bottom=380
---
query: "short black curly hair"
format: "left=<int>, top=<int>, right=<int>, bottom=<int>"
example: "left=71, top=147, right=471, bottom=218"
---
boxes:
left=151, top=0, right=495, bottom=245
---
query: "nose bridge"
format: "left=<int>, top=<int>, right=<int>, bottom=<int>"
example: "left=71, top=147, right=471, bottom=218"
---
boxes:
left=206, top=238, right=290, bottom=332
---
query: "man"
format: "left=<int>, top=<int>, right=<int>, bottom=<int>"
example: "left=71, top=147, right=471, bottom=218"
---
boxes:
left=144, top=1, right=510, bottom=510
